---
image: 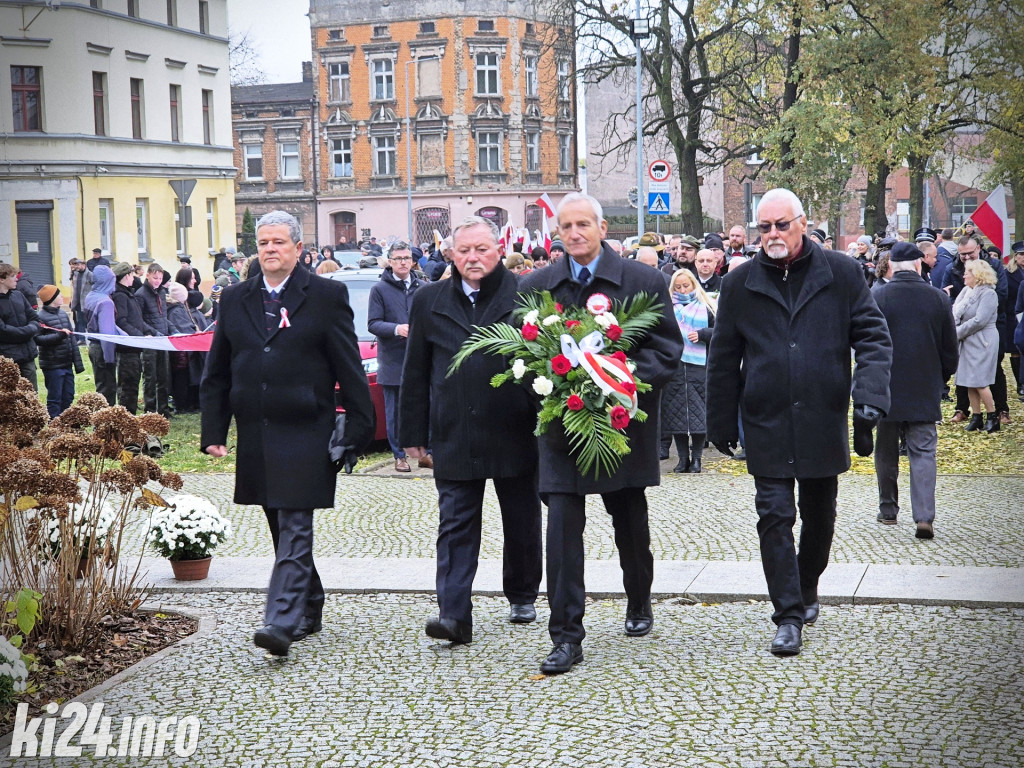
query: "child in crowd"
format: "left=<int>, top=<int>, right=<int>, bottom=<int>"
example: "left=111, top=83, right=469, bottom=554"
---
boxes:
left=35, top=284, right=84, bottom=417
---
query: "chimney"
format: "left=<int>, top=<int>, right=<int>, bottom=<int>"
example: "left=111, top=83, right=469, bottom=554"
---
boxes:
left=302, top=61, right=312, bottom=83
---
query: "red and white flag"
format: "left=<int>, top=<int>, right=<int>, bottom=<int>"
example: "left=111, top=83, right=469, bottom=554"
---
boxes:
left=541, top=215, right=552, bottom=252
left=76, top=330, right=215, bottom=352
left=968, top=184, right=1011, bottom=255
left=535, top=193, right=556, bottom=220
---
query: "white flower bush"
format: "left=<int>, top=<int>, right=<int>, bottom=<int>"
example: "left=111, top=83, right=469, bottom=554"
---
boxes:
left=0, top=635, right=29, bottom=702
left=41, top=499, right=116, bottom=558
left=146, top=495, right=232, bottom=562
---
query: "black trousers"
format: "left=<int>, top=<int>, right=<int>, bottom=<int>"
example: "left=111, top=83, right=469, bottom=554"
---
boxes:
left=262, top=507, right=324, bottom=632
left=88, top=342, right=116, bottom=405
left=433, top=472, right=542, bottom=627
left=142, top=348, right=170, bottom=415
left=753, top=475, right=838, bottom=627
left=116, top=349, right=141, bottom=414
left=546, top=488, right=653, bottom=644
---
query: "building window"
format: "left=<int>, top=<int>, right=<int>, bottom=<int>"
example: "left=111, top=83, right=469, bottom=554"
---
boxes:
left=136, top=198, right=149, bottom=255
left=419, top=21, right=435, bottom=34
left=327, top=29, right=345, bottom=41
left=557, top=59, right=571, bottom=101
left=748, top=193, right=763, bottom=227
left=525, top=131, right=540, bottom=172
left=169, top=84, right=181, bottom=142
left=372, top=24, right=389, bottom=38
left=373, top=135, right=396, bottom=175
left=199, top=1, right=209, bottom=34
left=858, top=193, right=867, bottom=227
left=92, top=72, right=107, bottom=136
left=477, top=131, right=501, bottom=172
left=330, top=138, right=352, bottom=177
left=475, top=52, right=499, bottom=96
left=558, top=133, right=572, bottom=173
left=244, top=144, right=263, bottom=180
left=746, top=149, right=764, bottom=165
left=897, top=200, right=910, bottom=231
left=478, top=19, right=495, bottom=32
left=127, top=0, right=138, bottom=17
left=418, top=56, right=441, bottom=98
left=130, top=78, right=144, bottom=138
left=166, top=0, right=177, bottom=26
left=524, top=55, right=538, bottom=97
left=201, top=89, right=212, bottom=144
left=206, top=198, right=216, bottom=249
left=951, top=196, right=977, bottom=227
left=525, top=22, right=535, bottom=35
left=372, top=59, right=394, bottom=101
left=328, top=62, right=350, bottom=102
left=418, top=133, right=444, bottom=174
left=11, top=66, right=42, bottom=132
left=90, top=0, right=101, bottom=7
left=279, top=141, right=300, bottom=179
left=98, top=200, right=113, bottom=255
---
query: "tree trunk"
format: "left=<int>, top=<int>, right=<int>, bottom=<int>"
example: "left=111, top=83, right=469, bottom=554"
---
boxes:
left=1011, top=174, right=1023, bottom=241
left=907, top=153, right=928, bottom=235
left=779, top=4, right=802, bottom=172
left=863, top=159, right=891, bottom=236
left=677, top=141, right=703, bottom=236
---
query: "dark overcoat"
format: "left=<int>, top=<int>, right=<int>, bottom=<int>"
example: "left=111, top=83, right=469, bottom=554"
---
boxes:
left=398, top=263, right=537, bottom=482
left=367, top=267, right=421, bottom=386
left=873, top=271, right=958, bottom=423
left=518, top=244, right=683, bottom=494
left=706, top=239, right=892, bottom=479
left=200, top=265, right=373, bottom=509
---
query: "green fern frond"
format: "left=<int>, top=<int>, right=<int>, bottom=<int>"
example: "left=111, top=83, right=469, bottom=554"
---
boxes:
left=447, top=324, right=526, bottom=376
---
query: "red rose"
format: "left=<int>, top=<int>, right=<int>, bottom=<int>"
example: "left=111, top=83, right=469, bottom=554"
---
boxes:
left=566, top=320, right=581, bottom=330
left=566, top=394, right=585, bottom=411
left=555, top=303, right=564, bottom=313
left=610, top=405, right=630, bottom=430
left=551, top=354, right=572, bottom=376
left=521, top=323, right=539, bottom=341
left=622, top=380, right=636, bottom=395
left=611, top=350, right=627, bottom=363
left=606, top=325, right=623, bottom=342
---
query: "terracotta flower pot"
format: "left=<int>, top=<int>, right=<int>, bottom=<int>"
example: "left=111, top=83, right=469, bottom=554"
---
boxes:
left=169, top=556, right=212, bottom=581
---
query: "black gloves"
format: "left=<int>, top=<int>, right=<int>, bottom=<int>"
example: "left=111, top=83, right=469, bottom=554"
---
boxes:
left=328, top=413, right=359, bottom=474
left=852, top=404, right=884, bottom=457
left=711, top=439, right=737, bottom=458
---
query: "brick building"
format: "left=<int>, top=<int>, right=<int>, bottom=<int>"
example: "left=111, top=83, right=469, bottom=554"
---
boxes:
left=231, top=65, right=316, bottom=252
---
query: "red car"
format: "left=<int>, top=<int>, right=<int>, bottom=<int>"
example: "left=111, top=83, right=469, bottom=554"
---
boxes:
left=325, top=268, right=388, bottom=443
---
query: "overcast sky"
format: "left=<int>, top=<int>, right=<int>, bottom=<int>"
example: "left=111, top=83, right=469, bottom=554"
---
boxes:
left=226, top=0, right=311, bottom=83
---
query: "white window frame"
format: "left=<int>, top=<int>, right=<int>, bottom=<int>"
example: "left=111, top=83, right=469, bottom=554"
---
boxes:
left=98, top=199, right=113, bottom=255
left=206, top=198, right=216, bottom=249
left=373, top=135, right=396, bottom=176
left=477, top=131, right=501, bottom=172
left=372, top=59, right=394, bottom=101
left=525, top=131, right=540, bottom=172
left=475, top=52, right=500, bottom=96
left=244, top=143, right=263, bottom=180
left=557, top=58, right=571, bottom=101
left=136, top=198, right=149, bottom=255
left=279, top=141, right=300, bottom=179
left=331, top=137, right=353, bottom=177
left=328, top=61, right=350, bottom=103
left=558, top=133, right=572, bottom=173
left=524, top=55, right=538, bottom=97
left=748, top=193, right=764, bottom=227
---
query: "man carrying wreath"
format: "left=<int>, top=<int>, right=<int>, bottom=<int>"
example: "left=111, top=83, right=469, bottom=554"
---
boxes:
left=519, top=193, right=684, bottom=674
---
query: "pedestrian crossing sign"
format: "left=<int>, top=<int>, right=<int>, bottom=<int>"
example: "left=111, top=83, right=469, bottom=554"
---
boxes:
left=647, top=192, right=670, bottom=215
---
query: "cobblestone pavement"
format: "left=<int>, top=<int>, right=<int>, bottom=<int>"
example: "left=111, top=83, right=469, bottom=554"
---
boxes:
left=4, top=593, right=1022, bottom=768
left=127, top=473, right=1024, bottom=568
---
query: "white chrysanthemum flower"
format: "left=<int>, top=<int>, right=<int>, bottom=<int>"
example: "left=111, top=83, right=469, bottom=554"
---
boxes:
left=542, top=314, right=560, bottom=327
left=594, top=314, right=612, bottom=329
left=512, top=359, right=527, bottom=380
left=532, top=376, right=554, bottom=396
left=523, top=309, right=539, bottom=325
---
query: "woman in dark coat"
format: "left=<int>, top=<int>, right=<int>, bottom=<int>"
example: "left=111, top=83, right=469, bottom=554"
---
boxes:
left=662, top=269, right=716, bottom=473
left=1003, top=246, right=1023, bottom=397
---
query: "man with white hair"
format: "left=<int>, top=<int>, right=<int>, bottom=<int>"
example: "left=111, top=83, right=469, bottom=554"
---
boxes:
left=706, top=188, right=892, bottom=657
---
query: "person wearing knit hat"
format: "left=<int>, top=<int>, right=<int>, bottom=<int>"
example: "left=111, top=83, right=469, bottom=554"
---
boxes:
left=548, top=239, right=566, bottom=262
left=809, top=229, right=827, bottom=244
left=35, top=283, right=84, bottom=417
left=110, top=261, right=133, bottom=279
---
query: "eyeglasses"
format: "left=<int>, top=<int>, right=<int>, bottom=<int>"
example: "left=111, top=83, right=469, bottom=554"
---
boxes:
left=390, top=256, right=413, bottom=262
left=756, top=216, right=799, bottom=234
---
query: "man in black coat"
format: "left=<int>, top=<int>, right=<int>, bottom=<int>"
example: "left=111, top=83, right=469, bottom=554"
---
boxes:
left=706, top=188, right=892, bottom=657
left=201, top=210, right=373, bottom=657
left=134, top=263, right=172, bottom=417
left=518, top=193, right=683, bottom=674
left=872, top=243, right=958, bottom=540
left=111, top=262, right=145, bottom=414
left=367, top=241, right=425, bottom=472
left=0, top=262, right=41, bottom=389
left=399, top=216, right=542, bottom=646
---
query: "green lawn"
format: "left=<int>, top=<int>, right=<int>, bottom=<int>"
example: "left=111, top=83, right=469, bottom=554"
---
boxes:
left=37, top=351, right=389, bottom=474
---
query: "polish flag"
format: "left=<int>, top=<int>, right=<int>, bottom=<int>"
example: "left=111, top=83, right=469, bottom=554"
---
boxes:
left=76, top=330, right=215, bottom=352
left=535, top=193, right=556, bottom=219
left=969, top=185, right=1011, bottom=255
left=541, top=215, right=552, bottom=252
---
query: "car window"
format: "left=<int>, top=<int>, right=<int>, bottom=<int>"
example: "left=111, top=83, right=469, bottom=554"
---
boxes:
left=327, top=276, right=377, bottom=340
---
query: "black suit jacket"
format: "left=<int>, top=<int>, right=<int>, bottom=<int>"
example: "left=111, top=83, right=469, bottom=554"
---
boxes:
left=200, top=265, right=373, bottom=508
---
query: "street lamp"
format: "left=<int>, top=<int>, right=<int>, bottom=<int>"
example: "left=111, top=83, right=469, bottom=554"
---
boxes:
left=631, top=8, right=649, bottom=240
left=405, top=56, right=439, bottom=243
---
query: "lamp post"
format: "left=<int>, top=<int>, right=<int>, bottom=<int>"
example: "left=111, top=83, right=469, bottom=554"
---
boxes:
left=630, top=8, right=649, bottom=241
left=405, top=56, right=438, bottom=243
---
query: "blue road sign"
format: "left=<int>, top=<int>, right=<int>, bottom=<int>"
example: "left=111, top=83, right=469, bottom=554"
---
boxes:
left=647, top=192, right=670, bottom=215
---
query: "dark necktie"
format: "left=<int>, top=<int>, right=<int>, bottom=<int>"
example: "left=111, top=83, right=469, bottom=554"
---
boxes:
left=578, top=266, right=592, bottom=285
left=469, top=290, right=479, bottom=304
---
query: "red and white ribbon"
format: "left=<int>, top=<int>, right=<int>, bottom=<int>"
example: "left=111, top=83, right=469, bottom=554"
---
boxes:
left=279, top=308, right=291, bottom=329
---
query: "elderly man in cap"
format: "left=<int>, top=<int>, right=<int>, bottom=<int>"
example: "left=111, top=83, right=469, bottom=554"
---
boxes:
left=872, top=242, right=958, bottom=539
left=87, top=247, right=110, bottom=272
left=914, top=227, right=950, bottom=288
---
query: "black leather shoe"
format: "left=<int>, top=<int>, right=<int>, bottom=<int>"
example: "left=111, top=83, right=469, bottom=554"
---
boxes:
left=770, top=624, right=802, bottom=656
left=425, top=617, right=472, bottom=644
left=254, top=625, right=292, bottom=656
left=687, top=458, right=702, bottom=473
left=509, top=603, right=537, bottom=624
left=292, top=616, right=323, bottom=641
left=803, top=603, right=820, bottom=625
left=876, top=511, right=898, bottom=525
left=964, top=413, right=984, bottom=432
left=540, top=642, right=583, bottom=674
left=624, top=601, right=654, bottom=636
left=671, top=459, right=689, bottom=473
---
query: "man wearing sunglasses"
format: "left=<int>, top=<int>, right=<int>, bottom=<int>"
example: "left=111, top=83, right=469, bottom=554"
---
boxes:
left=706, top=188, right=892, bottom=657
